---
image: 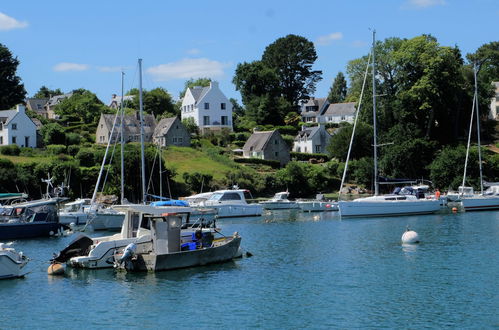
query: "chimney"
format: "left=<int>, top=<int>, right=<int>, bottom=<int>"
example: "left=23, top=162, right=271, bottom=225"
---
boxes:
left=301, top=125, right=305, bottom=131
left=16, top=104, right=26, bottom=114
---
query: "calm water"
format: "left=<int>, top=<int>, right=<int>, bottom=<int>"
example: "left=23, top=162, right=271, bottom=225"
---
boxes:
left=1, top=210, right=498, bottom=329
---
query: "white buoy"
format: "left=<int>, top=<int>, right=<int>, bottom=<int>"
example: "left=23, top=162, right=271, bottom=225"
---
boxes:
left=401, top=228, right=420, bottom=244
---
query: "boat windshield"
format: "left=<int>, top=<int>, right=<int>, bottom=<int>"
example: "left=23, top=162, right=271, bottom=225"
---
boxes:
left=208, top=192, right=242, bottom=201
left=63, top=203, right=82, bottom=212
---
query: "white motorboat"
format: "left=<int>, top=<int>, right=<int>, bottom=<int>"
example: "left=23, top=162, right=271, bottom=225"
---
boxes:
left=337, top=31, right=441, bottom=218
left=260, top=192, right=300, bottom=210
left=59, top=198, right=125, bottom=231
left=196, top=189, right=263, bottom=218
left=114, top=213, right=241, bottom=272
left=0, top=243, right=29, bottom=279
left=52, top=204, right=216, bottom=269
left=297, top=200, right=338, bottom=212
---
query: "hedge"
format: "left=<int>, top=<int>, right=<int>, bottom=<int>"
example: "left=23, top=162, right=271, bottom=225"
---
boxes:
left=234, top=157, right=281, bottom=168
left=290, top=151, right=329, bottom=162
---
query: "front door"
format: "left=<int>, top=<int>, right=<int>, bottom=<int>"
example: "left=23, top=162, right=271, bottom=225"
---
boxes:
left=25, top=136, right=29, bottom=147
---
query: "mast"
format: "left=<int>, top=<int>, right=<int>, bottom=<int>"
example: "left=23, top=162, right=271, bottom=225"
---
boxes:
left=473, top=63, right=484, bottom=194
left=120, top=71, right=125, bottom=204
left=138, top=59, right=147, bottom=204
left=159, top=142, right=163, bottom=199
left=372, top=30, right=379, bottom=196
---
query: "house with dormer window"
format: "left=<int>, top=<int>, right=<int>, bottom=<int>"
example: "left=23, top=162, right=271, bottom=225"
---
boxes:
left=300, top=98, right=356, bottom=124
left=0, top=104, right=37, bottom=148
left=181, top=81, right=233, bottom=134
left=293, top=124, right=332, bottom=154
left=242, top=130, right=290, bottom=166
left=95, top=112, right=156, bottom=145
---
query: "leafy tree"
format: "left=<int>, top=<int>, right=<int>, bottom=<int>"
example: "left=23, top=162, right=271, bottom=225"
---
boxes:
left=182, top=117, right=199, bottom=136
left=261, top=34, right=322, bottom=107
left=0, top=159, right=19, bottom=192
left=326, top=122, right=373, bottom=161
left=127, top=87, right=176, bottom=118
left=328, top=72, right=347, bottom=103
left=33, top=86, right=63, bottom=98
left=55, top=89, right=108, bottom=124
left=179, top=78, right=212, bottom=99
left=0, top=43, right=26, bottom=109
left=40, top=123, right=66, bottom=145
left=182, top=172, right=213, bottom=193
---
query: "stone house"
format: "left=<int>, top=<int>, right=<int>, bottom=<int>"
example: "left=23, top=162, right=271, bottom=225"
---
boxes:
left=293, top=124, right=332, bottom=154
left=25, top=98, right=49, bottom=118
left=95, top=112, right=156, bottom=145
left=300, top=98, right=356, bottom=124
left=242, top=130, right=290, bottom=166
left=0, top=104, right=37, bottom=148
left=153, top=117, right=191, bottom=147
left=181, top=81, right=233, bottom=134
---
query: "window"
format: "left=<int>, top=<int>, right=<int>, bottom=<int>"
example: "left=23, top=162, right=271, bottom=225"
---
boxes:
left=37, top=104, right=42, bottom=110
left=221, top=116, right=228, bottom=125
left=12, top=136, right=17, bottom=144
left=203, top=116, right=210, bottom=125
left=179, top=137, right=183, bottom=143
left=204, top=102, right=209, bottom=110
left=274, top=139, right=278, bottom=145
left=315, top=145, right=321, bottom=153
left=221, top=103, right=226, bottom=110
left=341, top=115, right=346, bottom=121
left=12, top=123, right=17, bottom=130
left=275, top=151, right=279, bottom=157
left=0, top=136, right=3, bottom=144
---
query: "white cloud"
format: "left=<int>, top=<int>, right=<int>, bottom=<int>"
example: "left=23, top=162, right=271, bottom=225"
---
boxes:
left=53, top=62, right=90, bottom=72
left=186, top=48, right=201, bottom=55
left=0, top=12, right=28, bottom=31
left=405, top=0, right=446, bottom=8
left=147, top=58, right=228, bottom=81
left=316, top=32, right=343, bottom=46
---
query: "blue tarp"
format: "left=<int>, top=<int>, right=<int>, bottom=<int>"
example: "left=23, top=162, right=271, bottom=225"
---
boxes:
left=150, top=200, right=189, bottom=207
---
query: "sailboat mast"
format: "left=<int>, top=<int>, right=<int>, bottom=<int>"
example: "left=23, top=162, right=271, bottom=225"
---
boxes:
left=372, top=30, right=379, bottom=196
left=120, top=71, right=125, bottom=204
left=473, top=64, right=484, bottom=194
left=138, top=59, right=147, bottom=204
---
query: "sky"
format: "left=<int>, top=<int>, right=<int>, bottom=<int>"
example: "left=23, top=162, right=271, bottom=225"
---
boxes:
left=1, top=0, right=498, bottom=106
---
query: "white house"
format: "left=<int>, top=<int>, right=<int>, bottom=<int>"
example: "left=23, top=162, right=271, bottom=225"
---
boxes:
left=299, top=98, right=356, bottom=124
left=0, top=104, right=37, bottom=148
left=293, top=124, right=332, bottom=154
left=181, top=81, right=233, bottom=133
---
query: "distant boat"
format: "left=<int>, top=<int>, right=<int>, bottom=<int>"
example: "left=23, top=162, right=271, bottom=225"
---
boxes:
left=338, top=30, right=441, bottom=218
left=0, top=198, right=67, bottom=240
left=193, top=188, right=263, bottom=218
left=58, top=198, right=124, bottom=231
left=0, top=243, right=29, bottom=279
left=260, top=192, right=300, bottom=210
left=114, top=210, right=241, bottom=272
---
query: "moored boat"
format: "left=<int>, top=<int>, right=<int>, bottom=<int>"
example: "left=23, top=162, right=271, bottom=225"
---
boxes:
left=193, top=189, right=263, bottom=218
left=260, top=192, right=300, bottom=210
left=0, top=243, right=29, bottom=279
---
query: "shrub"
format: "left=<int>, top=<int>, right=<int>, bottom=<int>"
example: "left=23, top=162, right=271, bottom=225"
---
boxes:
left=46, top=144, right=67, bottom=155
left=20, top=147, right=34, bottom=157
left=76, top=148, right=97, bottom=167
left=234, top=157, right=280, bottom=168
left=66, top=132, right=82, bottom=145
left=290, top=152, right=329, bottom=162
left=67, top=145, right=80, bottom=156
left=0, top=144, right=21, bottom=156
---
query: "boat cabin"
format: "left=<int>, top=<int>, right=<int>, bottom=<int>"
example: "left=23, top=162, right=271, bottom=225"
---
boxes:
left=203, top=189, right=252, bottom=205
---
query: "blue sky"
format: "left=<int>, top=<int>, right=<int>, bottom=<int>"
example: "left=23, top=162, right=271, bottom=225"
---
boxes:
left=1, top=0, right=497, bottom=106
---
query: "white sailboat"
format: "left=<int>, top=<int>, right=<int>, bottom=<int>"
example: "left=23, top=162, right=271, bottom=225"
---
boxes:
left=459, top=64, right=499, bottom=211
left=338, top=31, right=441, bottom=218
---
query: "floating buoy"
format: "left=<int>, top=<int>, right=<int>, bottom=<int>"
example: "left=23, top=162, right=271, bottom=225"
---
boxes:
left=452, top=207, right=458, bottom=213
left=49, top=231, right=54, bottom=236
left=47, top=262, right=65, bottom=275
left=401, top=228, right=420, bottom=244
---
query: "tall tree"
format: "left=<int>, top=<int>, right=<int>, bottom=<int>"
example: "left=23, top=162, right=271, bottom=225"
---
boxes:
left=261, top=34, right=322, bottom=107
left=33, top=86, right=63, bottom=98
left=0, top=43, right=26, bottom=109
left=328, top=72, right=347, bottom=103
left=54, top=89, right=108, bottom=124
left=127, top=87, right=176, bottom=118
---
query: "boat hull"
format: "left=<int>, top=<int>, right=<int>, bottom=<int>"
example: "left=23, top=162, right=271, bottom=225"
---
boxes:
left=0, top=222, right=65, bottom=240
left=204, top=204, right=262, bottom=218
left=261, top=201, right=300, bottom=210
left=461, top=197, right=499, bottom=211
left=126, top=236, right=242, bottom=272
left=0, top=250, right=28, bottom=279
left=338, top=199, right=441, bottom=218
left=297, top=201, right=338, bottom=212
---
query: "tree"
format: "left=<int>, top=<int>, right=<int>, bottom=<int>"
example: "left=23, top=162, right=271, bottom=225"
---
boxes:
left=179, top=78, right=212, bottom=99
left=326, top=122, right=373, bottom=161
left=127, top=87, right=176, bottom=118
left=33, top=86, right=63, bottom=98
left=0, top=43, right=26, bottom=109
left=328, top=72, right=347, bottom=103
left=261, top=34, right=322, bottom=107
left=55, top=89, right=108, bottom=124
left=40, top=123, right=66, bottom=145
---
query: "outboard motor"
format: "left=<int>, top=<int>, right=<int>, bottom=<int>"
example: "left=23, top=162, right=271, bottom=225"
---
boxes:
left=51, top=234, right=94, bottom=263
left=116, top=243, right=137, bottom=265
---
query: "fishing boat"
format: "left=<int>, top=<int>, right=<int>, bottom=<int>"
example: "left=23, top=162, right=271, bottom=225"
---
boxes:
left=260, top=192, right=300, bottom=210
left=0, top=198, right=67, bottom=240
left=197, top=188, right=263, bottom=218
left=114, top=211, right=241, bottom=272
left=457, top=64, right=499, bottom=211
left=338, top=31, right=441, bottom=218
left=0, top=243, right=29, bottom=279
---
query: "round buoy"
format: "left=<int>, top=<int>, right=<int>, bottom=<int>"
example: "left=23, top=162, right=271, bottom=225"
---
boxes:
left=452, top=207, right=458, bottom=213
left=49, top=231, right=54, bottom=236
left=401, top=230, right=420, bottom=244
left=47, top=263, right=65, bottom=275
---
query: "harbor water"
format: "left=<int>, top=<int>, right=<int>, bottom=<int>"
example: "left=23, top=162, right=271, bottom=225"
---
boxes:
left=1, top=210, right=497, bottom=328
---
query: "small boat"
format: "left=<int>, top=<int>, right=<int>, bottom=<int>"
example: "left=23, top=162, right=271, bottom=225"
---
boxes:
left=114, top=213, right=241, bottom=272
left=460, top=185, right=499, bottom=211
left=260, top=192, right=300, bottom=210
left=297, top=200, right=338, bottom=212
left=59, top=198, right=125, bottom=231
left=191, top=189, right=263, bottom=218
left=0, top=243, right=29, bottom=279
left=52, top=204, right=217, bottom=269
left=0, top=198, right=67, bottom=240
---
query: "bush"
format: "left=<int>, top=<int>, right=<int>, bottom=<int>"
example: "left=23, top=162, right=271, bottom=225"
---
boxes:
left=0, top=144, right=21, bottom=156
left=275, top=125, right=298, bottom=136
left=234, top=157, right=280, bottom=168
left=46, top=144, right=67, bottom=155
left=290, top=152, right=329, bottom=162
left=66, top=132, right=82, bottom=145
left=67, top=145, right=80, bottom=156
left=76, top=148, right=97, bottom=167
left=19, top=147, right=34, bottom=157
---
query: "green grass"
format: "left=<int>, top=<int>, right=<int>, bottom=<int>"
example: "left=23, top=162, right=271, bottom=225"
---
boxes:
left=0, top=154, right=54, bottom=164
left=163, top=146, right=237, bottom=181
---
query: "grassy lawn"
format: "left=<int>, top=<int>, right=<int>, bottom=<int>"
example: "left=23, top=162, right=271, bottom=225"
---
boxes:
left=163, top=146, right=236, bottom=181
left=0, top=154, right=54, bottom=164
